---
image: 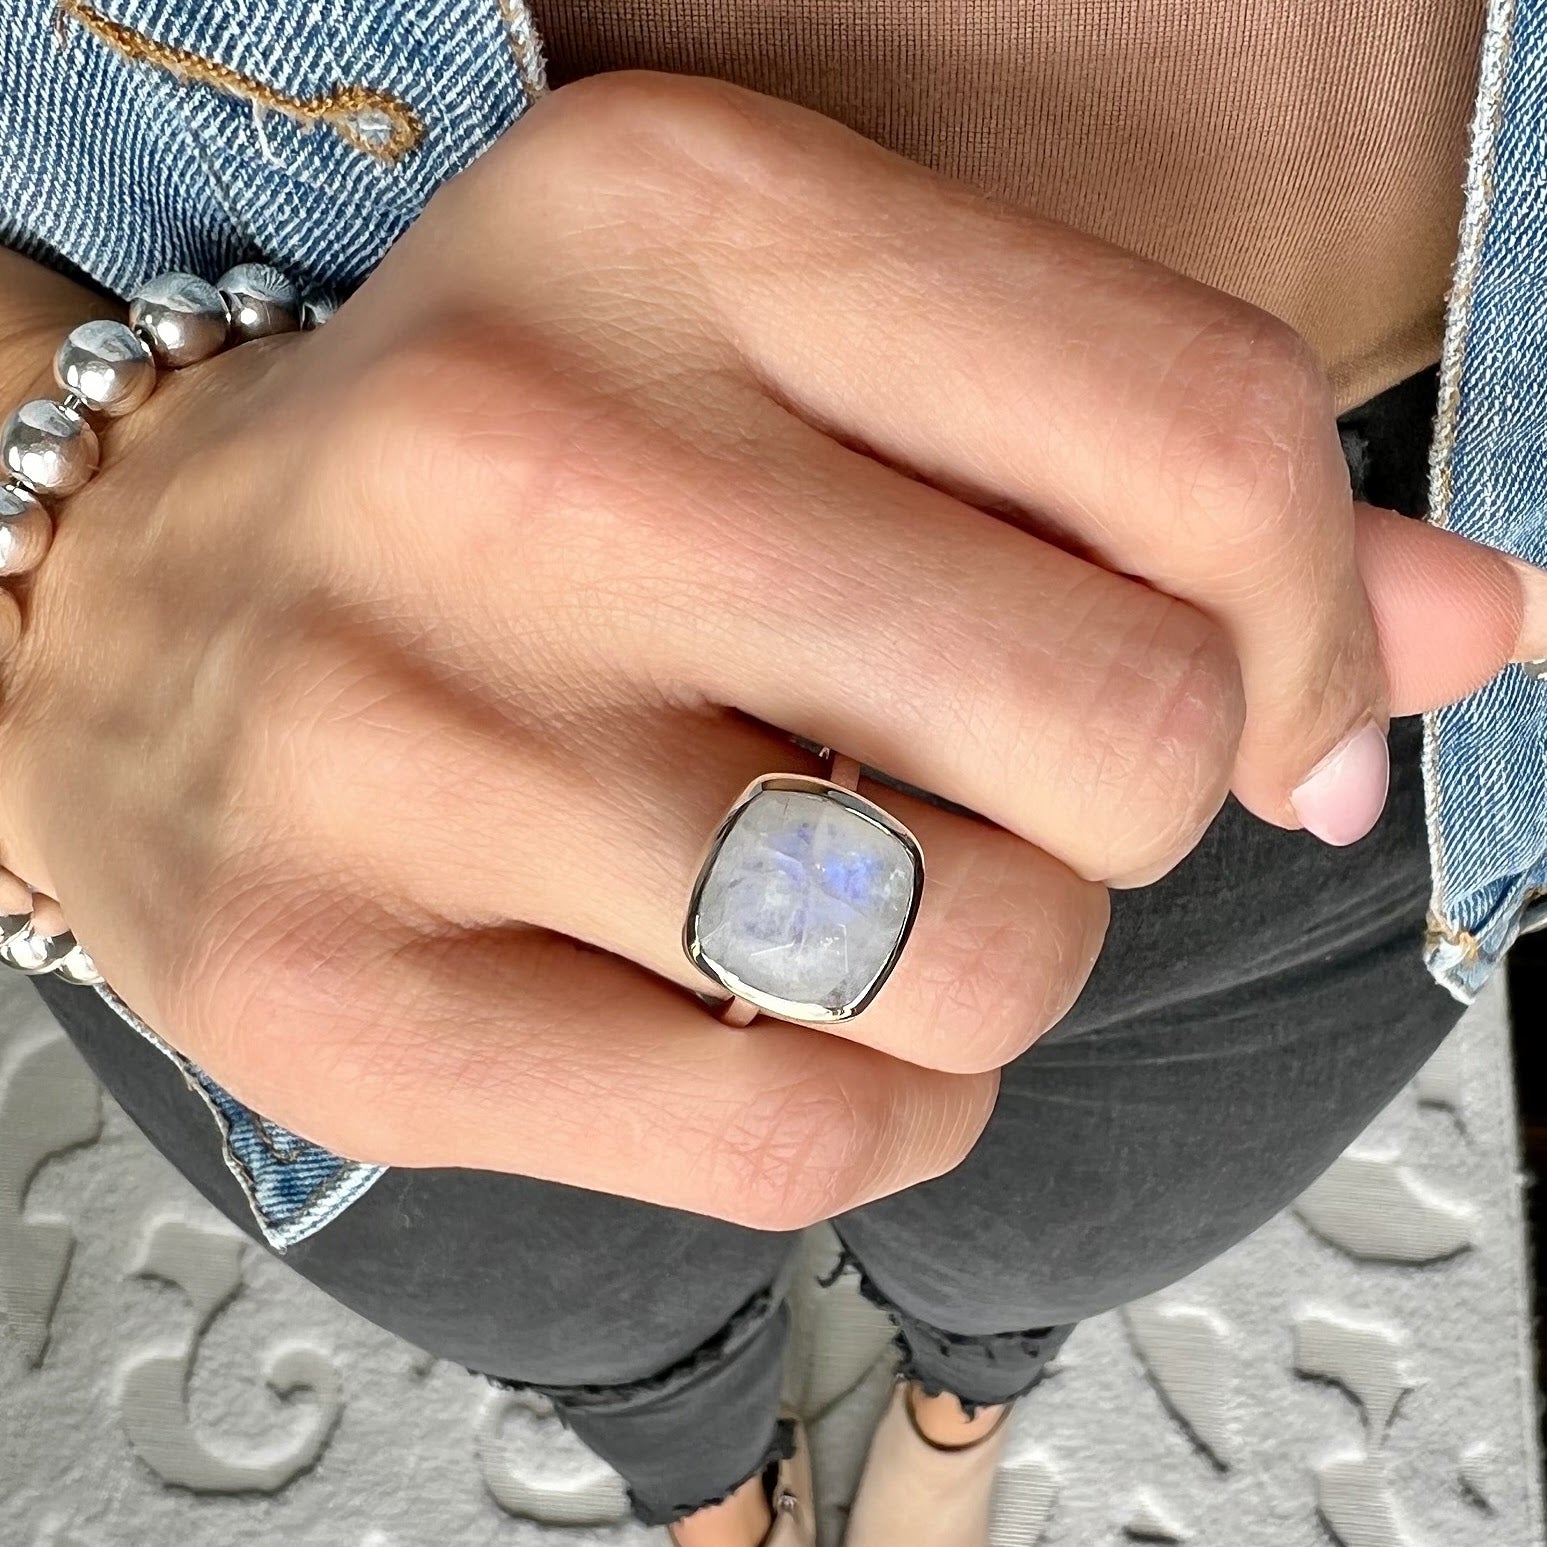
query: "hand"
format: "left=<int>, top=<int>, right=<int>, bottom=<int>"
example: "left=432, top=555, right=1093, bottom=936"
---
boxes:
left=1, top=74, right=1536, bottom=1228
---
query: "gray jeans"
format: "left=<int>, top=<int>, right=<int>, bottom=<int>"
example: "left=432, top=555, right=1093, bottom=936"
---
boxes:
left=32, top=371, right=1460, bottom=1528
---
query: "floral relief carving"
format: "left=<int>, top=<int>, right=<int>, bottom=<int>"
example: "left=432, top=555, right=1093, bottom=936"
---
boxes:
left=0, top=981, right=1537, bottom=1545
left=476, top=1385, right=632, bottom=1525
left=116, top=1214, right=342, bottom=1492
left=1121, top=1303, right=1237, bottom=1471
left=0, top=1027, right=102, bottom=1367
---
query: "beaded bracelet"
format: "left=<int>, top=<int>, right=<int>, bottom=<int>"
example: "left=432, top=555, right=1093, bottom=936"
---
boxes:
left=0, top=263, right=328, bottom=986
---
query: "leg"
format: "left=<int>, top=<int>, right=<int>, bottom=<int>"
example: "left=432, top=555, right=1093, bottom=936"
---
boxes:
left=832, top=360, right=1452, bottom=1412
left=31, top=973, right=801, bottom=1531
left=832, top=711, right=1459, bottom=1411
left=838, top=717, right=1453, bottom=1547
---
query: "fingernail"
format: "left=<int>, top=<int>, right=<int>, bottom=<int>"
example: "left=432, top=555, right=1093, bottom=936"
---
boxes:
left=1507, top=557, right=1547, bottom=673
left=1290, top=720, right=1390, bottom=846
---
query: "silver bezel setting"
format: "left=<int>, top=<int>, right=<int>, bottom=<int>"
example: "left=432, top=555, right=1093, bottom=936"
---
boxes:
left=683, top=772, right=925, bottom=1024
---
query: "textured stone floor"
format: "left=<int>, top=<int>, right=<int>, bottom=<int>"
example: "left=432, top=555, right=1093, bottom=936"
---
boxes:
left=1, top=975, right=1540, bottom=1546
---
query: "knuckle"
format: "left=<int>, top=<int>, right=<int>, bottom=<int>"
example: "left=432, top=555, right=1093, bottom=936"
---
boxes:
left=325, top=329, right=664, bottom=585
left=519, top=70, right=797, bottom=196
left=1183, top=305, right=1331, bottom=427
left=1078, top=599, right=1244, bottom=877
left=322, top=331, right=548, bottom=514
left=507, top=71, right=855, bottom=267
left=157, top=874, right=387, bottom=1125
left=229, top=621, right=371, bottom=837
left=1158, top=307, right=1337, bottom=541
left=704, top=1068, right=893, bottom=1230
left=232, top=624, right=493, bottom=893
left=912, top=848, right=1110, bottom=1070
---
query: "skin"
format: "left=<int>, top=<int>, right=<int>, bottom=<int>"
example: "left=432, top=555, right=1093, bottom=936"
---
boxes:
left=5, top=72, right=1546, bottom=1547
left=0, top=71, right=1538, bottom=1234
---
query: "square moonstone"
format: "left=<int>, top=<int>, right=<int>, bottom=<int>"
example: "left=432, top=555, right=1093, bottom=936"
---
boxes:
left=692, top=786, right=919, bottom=1014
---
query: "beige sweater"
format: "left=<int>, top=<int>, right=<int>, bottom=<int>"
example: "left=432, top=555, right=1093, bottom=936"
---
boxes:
left=531, top=0, right=1487, bottom=413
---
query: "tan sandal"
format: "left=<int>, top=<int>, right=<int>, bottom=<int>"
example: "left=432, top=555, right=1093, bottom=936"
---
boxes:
left=841, top=1379, right=1015, bottom=1547
left=763, top=1410, right=816, bottom=1547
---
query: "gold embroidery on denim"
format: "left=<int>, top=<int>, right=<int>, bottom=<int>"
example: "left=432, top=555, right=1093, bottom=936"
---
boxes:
left=495, top=0, right=549, bottom=103
left=56, top=0, right=425, bottom=163
left=1425, top=910, right=1482, bottom=962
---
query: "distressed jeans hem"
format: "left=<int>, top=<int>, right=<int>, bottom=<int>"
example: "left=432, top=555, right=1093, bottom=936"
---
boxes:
left=631, top=1415, right=795, bottom=1529
left=842, top=1250, right=1074, bottom=1418
left=469, top=1279, right=792, bottom=1526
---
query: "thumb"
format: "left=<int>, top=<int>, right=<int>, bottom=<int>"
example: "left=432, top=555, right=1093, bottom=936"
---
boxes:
left=1356, top=502, right=1547, bottom=716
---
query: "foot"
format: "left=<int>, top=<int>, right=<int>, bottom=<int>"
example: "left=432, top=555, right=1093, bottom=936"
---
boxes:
left=668, top=1473, right=772, bottom=1547
left=906, top=1386, right=1010, bottom=1448
left=668, top=1411, right=815, bottom=1547
left=842, top=1379, right=1016, bottom=1547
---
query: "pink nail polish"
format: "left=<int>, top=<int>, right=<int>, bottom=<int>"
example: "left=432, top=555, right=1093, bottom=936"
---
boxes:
left=1290, top=721, right=1390, bottom=847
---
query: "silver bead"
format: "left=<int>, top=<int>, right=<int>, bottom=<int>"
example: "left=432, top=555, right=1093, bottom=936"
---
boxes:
left=1522, top=659, right=1547, bottom=682
left=0, top=924, right=77, bottom=974
left=52, top=942, right=103, bottom=986
left=300, top=294, right=337, bottom=331
left=0, top=483, right=53, bottom=575
left=216, top=262, right=303, bottom=341
left=54, top=319, right=157, bottom=418
left=0, top=913, right=33, bottom=948
left=0, top=400, right=99, bottom=497
left=128, top=272, right=229, bottom=367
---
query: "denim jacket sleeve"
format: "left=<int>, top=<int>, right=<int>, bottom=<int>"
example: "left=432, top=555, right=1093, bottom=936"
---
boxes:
left=0, top=0, right=548, bottom=1249
left=0, top=0, right=546, bottom=299
left=1420, top=0, right=1547, bottom=1001
left=0, top=0, right=1543, bottom=1252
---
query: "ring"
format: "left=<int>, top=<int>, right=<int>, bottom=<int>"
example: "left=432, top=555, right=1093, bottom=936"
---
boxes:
left=683, top=747, right=926, bottom=1026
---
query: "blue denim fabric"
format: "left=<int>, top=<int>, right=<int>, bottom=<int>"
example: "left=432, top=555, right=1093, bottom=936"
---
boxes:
left=1, top=0, right=1544, bottom=1246
left=1, top=0, right=546, bottom=1248
left=1, top=0, right=544, bottom=296
left=1422, top=0, right=1547, bottom=1000
left=97, top=982, right=385, bottom=1249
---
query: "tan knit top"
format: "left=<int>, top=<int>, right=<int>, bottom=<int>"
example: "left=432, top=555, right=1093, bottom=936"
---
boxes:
left=531, top=0, right=1487, bottom=412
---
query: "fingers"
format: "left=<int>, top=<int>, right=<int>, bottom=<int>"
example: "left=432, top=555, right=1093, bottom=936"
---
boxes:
left=159, top=905, right=1000, bottom=1231
left=671, top=428, right=1248, bottom=888
left=717, top=135, right=1382, bottom=837
left=490, top=75, right=1389, bottom=842
left=1353, top=503, right=1545, bottom=714
left=248, top=634, right=1109, bottom=1073
left=365, top=353, right=1247, bottom=890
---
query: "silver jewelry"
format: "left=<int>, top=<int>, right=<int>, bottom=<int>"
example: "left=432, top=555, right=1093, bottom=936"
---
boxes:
left=0, top=923, right=83, bottom=975
left=1, top=398, right=99, bottom=497
left=52, top=942, right=105, bottom=986
left=300, top=295, right=338, bottom=331
left=683, top=749, right=925, bottom=1025
left=217, top=263, right=303, bottom=342
left=54, top=319, right=158, bottom=418
left=0, top=261, right=322, bottom=988
left=127, top=272, right=231, bottom=367
left=0, top=484, right=52, bottom=576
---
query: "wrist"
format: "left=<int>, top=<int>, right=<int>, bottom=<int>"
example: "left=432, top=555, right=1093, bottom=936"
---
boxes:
left=0, top=248, right=121, bottom=408
left=0, top=258, right=315, bottom=987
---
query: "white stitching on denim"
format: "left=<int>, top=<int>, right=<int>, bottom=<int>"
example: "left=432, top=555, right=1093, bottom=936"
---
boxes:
left=90, top=981, right=385, bottom=1252
left=1420, top=0, right=1519, bottom=1002
left=495, top=0, right=549, bottom=104
left=92, top=982, right=280, bottom=1244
